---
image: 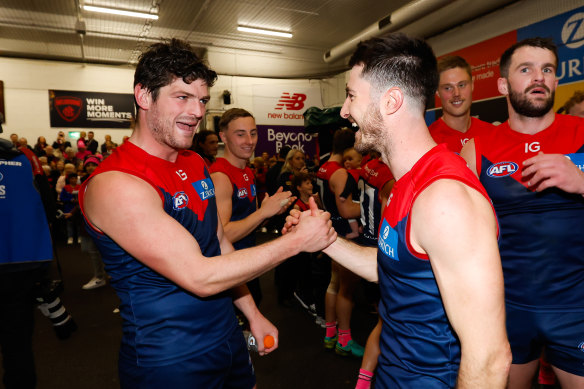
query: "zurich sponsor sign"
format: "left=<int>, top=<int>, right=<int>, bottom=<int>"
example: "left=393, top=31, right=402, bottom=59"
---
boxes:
left=192, top=178, right=215, bottom=201
left=378, top=219, right=399, bottom=261
left=487, top=161, right=518, bottom=178
left=172, top=192, right=189, bottom=211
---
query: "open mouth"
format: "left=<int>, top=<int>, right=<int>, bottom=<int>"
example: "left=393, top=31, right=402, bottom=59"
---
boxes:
left=176, top=121, right=198, bottom=133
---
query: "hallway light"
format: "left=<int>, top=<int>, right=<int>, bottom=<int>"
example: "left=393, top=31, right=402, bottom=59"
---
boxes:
left=237, top=26, right=292, bottom=38
left=83, top=5, right=159, bottom=20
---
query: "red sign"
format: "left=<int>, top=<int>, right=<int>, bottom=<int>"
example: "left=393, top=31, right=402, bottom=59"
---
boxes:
left=54, top=96, right=83, bottom=122
left=275, top=93, right=307, bottom=110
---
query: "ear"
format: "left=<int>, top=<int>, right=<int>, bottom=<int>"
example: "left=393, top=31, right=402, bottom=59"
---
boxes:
left=134, top=84, right=151, bottom=111
left=219, top=131, right=227, bottom=143
left=380, top=87, right=403, bottom=116
left=497, top=78, right=508, bottom=95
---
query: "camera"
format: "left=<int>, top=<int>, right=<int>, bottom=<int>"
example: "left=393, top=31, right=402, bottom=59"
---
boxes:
left=34, top=279, right=77, bottom=340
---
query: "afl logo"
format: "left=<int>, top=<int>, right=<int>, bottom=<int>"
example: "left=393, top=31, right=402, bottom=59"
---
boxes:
left=562, top=13, right=584, bottom=49
left=487, top=161, right=518, bottom=178
left=382, top=226, right=389, bottom=240
left=238, top=188, right=248, bottom=198
left=172, top=192, right=189, bottom=210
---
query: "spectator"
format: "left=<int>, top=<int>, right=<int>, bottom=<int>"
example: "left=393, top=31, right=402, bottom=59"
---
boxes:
left=33, top=136, right=48, bottom=157
left=85, top=131, right=98, bottom=154
left=562, top=90, right=584, bottom=117
left=192, top=129, right=219, bottom=167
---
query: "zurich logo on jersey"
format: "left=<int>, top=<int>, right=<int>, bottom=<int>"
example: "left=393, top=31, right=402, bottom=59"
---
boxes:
left=0, top=172, right=3, bottom=182
left=192, top=178, right=215, bottom=201
left=238, top=188, right=248, bottom=198
left=578, top=341, right=584, bottom=353
left=378, top=219, right=398, bottom=261
left=172, top=192, right=189, bottom=210
left=487, top=161, right=518, bottom=178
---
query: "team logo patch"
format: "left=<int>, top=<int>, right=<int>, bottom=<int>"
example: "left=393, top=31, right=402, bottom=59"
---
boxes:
left=54, top=96, right=83, bottom=122
left=238, top=187, right=248, bottom=198
left=172, top=192, right=189, bottom=210
left=192, top=178, right=215, bottom=201
left=487, top=161, right=518, bottom=178
left=378, top=219, right=399, bottom=261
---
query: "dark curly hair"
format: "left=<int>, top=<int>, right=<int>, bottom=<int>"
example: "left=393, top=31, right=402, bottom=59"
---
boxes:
left=133, top=38, right=217, bottom=111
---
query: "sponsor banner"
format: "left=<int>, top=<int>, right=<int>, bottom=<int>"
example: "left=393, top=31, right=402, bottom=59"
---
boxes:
left=252, top=85, right=322, bottom=125
left=256, top=125, right=317, bottom=158
left=518, top=7, right=584, bottom=86
left=435, top=31, right=517, bottom=106
left=49, top=90, right=134, bottom=128
left=431, top=6, right=584, bottom=119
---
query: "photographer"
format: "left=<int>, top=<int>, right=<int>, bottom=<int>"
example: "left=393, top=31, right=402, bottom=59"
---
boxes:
left=0, top=137, right=75, bottom=388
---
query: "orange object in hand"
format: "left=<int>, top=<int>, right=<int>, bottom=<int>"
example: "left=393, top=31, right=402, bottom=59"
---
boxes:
left=264, top=335, right=275, bottom=348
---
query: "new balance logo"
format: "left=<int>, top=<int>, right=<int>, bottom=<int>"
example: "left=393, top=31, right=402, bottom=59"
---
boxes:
left=275, top=93, right=307, bottom=111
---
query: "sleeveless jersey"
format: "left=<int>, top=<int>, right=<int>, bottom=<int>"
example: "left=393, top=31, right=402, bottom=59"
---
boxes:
left=79, top=141, right=237, bottom=366
left=0, top=152, right=53, bottom=264
left=209, top=158, right=257, bottom=250
left=316, top=160, right=352, bottom=236
left=358, top=158, right=393, bottom=247
left=294, top=198, right=310, bottom=212
left=429, top=117, right=494, bottom=153
left=376, top=144, right=494, bottom=388
left=473, top=113, right=584, bottom=311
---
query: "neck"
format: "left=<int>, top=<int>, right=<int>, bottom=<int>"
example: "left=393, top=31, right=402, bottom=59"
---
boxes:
left=223, top=150, right=248, bottom=169
left=129, top=124, right=179, bottom=163
left=300, top=192, right=311, bottom=202
left=380, top=114, right=436, bottom=181
left=441, top=113, right=471, bottom=133
left=507, top=106, right=555, bottom=135
left=328, top=153, right=344, bottom=164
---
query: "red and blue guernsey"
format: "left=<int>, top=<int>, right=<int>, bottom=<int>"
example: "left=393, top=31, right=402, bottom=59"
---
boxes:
left=473, top=113, right=584, bottom=311
left=316, top=160, right=352, bottom=236
left=376, top=144, right=494, bottom=388
left=429, top=117, right=494, bottom=153
left=209, top=158, right=257, bottom=250
left=358, top=158, right=393, bottom=247
left=79, top=141, right=237, bottom=368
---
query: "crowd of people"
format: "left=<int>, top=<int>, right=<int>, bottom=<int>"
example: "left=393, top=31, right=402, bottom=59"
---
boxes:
left=1, top=32, right=584, bottom=389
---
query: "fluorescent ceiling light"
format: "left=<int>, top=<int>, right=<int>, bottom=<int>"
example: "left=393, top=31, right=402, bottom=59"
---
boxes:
left=83, top=5, right=159, bottom=20
left=237, top=26, right=292, bottom=38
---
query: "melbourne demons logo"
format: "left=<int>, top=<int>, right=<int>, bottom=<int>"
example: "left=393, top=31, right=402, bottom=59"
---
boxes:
left=562, top=13, right=584, bottom=49
left=172, top=192, right=189, bottom=210
left=275, top=93, right=307, bottom=111
left=487, top=161, right=518, bottom=178
left=54, top=96, right=83, bottom=122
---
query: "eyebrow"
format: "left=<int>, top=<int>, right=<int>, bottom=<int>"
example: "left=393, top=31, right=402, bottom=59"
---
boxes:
left=516, top=61, right=556, bottom=70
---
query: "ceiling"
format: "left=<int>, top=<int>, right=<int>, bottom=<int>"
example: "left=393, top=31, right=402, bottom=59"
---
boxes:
left=0, top=0, right=519, bottom=79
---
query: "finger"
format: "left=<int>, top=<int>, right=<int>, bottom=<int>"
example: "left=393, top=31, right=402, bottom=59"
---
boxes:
left=275, top=186, right=284, bottom=193
left=308, top=196, right=319, bottom=217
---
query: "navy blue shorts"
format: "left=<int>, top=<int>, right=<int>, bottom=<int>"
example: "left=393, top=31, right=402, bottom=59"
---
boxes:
left=119, top=327, right=256, bottom=389
left=506, top=304, right=584, bottom=376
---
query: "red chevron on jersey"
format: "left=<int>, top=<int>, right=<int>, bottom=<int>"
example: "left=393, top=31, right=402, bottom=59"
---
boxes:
left=475, top=114, right=584, bottom=192
left=429, top=117, right=494, bottom=153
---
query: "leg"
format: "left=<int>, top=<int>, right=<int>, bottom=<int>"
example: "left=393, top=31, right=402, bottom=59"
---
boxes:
left=355, top=317, right=382, bottom=389
left=507, top=360, right=539, bottom=389
left=336, top=265, right=358, bottom=331
left=0, top=269, right=39, bottom=389
left=552, top=367, right=584, bottom=388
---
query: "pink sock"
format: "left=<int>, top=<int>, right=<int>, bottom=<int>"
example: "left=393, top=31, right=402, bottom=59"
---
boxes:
left=338, top=329, right=352, bottom=347
left=355, top=368, right=374, bottom=389
left=325, top=322, right=337, bottom=338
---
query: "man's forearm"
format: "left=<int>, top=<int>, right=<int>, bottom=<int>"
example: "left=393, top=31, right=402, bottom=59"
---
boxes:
left=323, top=238, right=378, bottom=282
left=456, top=343, right=511, bottom=388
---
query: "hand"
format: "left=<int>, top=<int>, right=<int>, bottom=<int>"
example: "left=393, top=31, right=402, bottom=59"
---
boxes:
left=282, top=208, right=302, bottom=235
left=248, top=313, right=278, bottom=356
left=288, top=197, right=337, bottom=252
left=522, top=152, right=584, bottom=194
left=260, top=187, right=295, bottom=217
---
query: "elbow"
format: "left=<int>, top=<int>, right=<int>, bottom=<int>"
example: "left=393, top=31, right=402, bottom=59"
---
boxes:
left=484, top=341, right=512, bottom=382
